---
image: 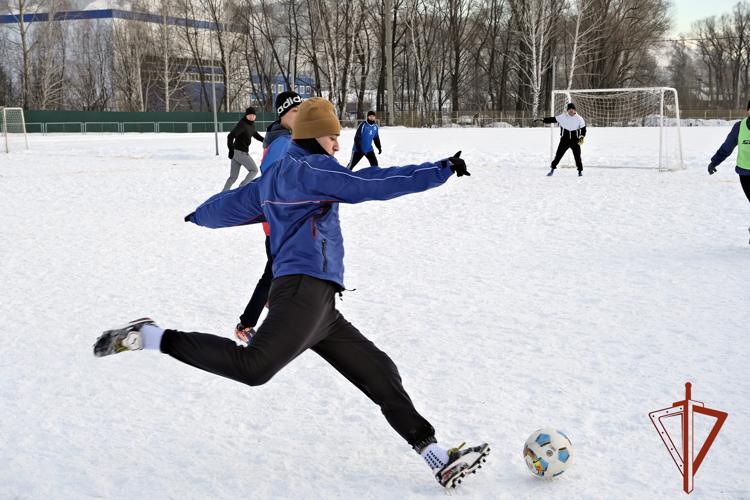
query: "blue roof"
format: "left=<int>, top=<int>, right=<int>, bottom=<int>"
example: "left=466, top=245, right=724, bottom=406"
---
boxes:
left=0, top=9, right=235, bottom=31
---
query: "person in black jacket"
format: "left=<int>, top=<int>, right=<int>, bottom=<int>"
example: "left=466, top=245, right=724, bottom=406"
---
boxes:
left=223, top=107, right=264, bottom=191
left=535, top=103, right=587, bottom=176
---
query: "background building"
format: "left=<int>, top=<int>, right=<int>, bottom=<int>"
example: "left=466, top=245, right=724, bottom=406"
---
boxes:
left=0, top=0, right=314, bottom=112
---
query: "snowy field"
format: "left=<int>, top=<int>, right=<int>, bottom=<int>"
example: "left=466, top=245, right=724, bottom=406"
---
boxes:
left=1, top=126, right=748, bottom=499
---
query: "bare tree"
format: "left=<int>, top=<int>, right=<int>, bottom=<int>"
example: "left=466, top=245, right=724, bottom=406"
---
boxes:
left=31, top=1, right=68, bottom=109
left=563, top=0, right=603, bottom=90
left=511, top=0, right=556, bottom=118
left=314, top=0, right=361, bottom=117
left=666, top=39, right=698, bottom=108
left=112, top=18, right=155, bottom=111
left=0, top=29, right=14, bottom=105
left=582, top=0, right=670, bottom=89
left=472, top=0, right=507, bottom=111
left=3, top=0, right=50, bottom=109
left=154, top=0, right=189, bottom=112
left=200, top=0, right=241, bottom=111
left=442, top=0, right=476, bottom=113
left=353, top=0, right=375, bottom=119
left=236, top=1, right=278, bottom=109
left=68, top=19, right=113, bottom=111
left=175, top=0, right=211, bottom=110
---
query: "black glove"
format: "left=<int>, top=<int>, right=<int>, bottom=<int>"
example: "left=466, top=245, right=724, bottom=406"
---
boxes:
left=532, top=118, right=542, bottom=123
left=377, top=146, right=382, bottom=154
left=448, top=151, right=470, bottom=177
left=184, top=212, right=195, bottom=223
left=228, top=149, right=234, bottom=160
left=708, top=163, right=717, bottom=175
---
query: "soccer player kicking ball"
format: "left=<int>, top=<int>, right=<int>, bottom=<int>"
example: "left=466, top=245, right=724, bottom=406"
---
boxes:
left=707, top=99, right=750, bottom=244
left=93, top=98, right=489, bottom=489
left=535, top=102, right=587, bottom=176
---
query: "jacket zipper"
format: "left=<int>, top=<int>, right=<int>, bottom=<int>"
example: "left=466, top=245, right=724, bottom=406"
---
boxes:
left=322, top=239, right=328, bottom=272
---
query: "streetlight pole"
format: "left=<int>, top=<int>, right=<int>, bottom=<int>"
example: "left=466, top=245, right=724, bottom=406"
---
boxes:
left=210, top=23, right=219, bottom=156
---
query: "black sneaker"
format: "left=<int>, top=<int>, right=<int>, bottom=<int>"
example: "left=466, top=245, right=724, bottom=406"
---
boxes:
left=93, top=318, right=155, bottom=357
left=547, top=169, right=555, bottom=176
left=435, top=442, right=490, bottom=489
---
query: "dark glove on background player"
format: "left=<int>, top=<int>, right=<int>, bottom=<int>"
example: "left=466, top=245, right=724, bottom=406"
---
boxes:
left=228, top=149, right=234, bottom=160
left=708, top=163, right=717, bottom=175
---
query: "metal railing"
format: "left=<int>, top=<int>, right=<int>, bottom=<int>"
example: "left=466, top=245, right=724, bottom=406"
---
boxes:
left=23, top=110, right=745, bottom=135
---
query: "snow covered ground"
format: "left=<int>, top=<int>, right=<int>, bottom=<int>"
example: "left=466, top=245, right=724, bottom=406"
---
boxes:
left=1, top=126, right=748, bottom=499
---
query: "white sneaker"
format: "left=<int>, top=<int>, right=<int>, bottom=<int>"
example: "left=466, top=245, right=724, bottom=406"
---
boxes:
left=93, top=317, right=155, bottom=357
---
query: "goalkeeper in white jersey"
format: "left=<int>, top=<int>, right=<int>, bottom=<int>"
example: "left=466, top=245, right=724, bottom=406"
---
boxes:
left=535, top=102, right=587, bottom=177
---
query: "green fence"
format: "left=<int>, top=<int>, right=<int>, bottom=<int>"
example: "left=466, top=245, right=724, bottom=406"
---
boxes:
left=24, top=110, right=277, bottom=134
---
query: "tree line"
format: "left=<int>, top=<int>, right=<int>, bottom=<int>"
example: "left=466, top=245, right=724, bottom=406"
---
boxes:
left=1, top=0, right=749, bottom=124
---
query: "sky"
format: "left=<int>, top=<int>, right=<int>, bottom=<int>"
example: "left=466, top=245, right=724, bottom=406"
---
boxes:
left=673, top=0, right=742, bottom=35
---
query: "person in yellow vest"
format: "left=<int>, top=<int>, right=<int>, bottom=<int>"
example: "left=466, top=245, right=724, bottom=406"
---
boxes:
left=708, top=99, right=750, bottom=244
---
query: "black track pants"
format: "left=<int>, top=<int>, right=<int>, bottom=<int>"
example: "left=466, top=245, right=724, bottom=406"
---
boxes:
left=347, top=150, right=378, bottom=170
left=160, top=274, right=435, bottom=446
left=741, top=174, right=750, bottom=203
left=239, top=236, right=273, bottom=328
left=551, top=136, right=583, bottom=171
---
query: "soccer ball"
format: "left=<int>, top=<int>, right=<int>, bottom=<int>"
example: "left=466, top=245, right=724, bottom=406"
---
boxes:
left=523, top=428, right=573, bottom=479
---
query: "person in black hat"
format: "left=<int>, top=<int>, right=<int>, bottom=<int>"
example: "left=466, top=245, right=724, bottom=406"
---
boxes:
left=347, top=110, right=382, bottom=170
left=534, top=102, right=587, bottom=176
left=707, top=99, right=750, bottom=244
left=223, top=106, right=264, bottom=191
left=234, top=90, right=304, bottom=344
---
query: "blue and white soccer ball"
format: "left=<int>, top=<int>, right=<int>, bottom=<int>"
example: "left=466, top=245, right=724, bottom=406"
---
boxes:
left=523, top=428, right=573, bottom=479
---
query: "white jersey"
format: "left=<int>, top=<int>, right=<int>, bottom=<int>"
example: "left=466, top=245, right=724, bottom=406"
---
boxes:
left=555, top=112, right=586, bottom=132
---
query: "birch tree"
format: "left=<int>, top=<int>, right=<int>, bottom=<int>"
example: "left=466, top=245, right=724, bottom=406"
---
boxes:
left=511, top=0, right=556, bottom=118
left=563, top=0, right=603, bottom=90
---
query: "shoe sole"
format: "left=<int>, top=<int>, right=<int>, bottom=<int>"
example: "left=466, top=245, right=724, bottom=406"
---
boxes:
left=443, top=444, right=491, bottom=489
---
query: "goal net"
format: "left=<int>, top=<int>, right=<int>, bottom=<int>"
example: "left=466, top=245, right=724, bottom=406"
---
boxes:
left=1, top=107, right=29, bottom=153
left=550, top=88, right=684, bottom=171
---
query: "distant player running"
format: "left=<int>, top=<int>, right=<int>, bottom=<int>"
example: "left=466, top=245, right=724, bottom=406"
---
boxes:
left=707, top=99, right=750, bottom=244
left=347, top=111, right=382, bottom=170
left=536, top=103, right=587, bottom=177
left=224, top=107, right=264, bottom=191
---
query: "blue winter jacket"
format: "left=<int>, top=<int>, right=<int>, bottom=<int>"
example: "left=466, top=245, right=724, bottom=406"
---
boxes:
left=709, top=117, right=750, bottom=176
left=352, top=121, right=381, bottom=153
left=189, top=143, right=455, bottom=289
left=261, top=121, right=291, bottom=174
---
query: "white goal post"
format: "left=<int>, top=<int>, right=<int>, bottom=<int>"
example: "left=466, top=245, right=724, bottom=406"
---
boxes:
left=1, top=107, right=29, bottom=153
left=550, top=87, right=684, bottom=171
